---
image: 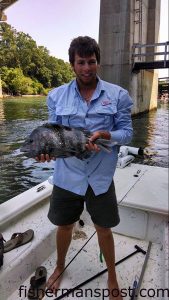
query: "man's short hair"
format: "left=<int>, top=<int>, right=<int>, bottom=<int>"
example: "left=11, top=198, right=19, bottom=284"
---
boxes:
left=68, top=36, right=100, bottom=65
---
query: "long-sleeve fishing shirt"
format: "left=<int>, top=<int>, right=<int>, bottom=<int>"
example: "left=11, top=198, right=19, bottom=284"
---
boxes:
left=47, top=77, right=133, bottom=196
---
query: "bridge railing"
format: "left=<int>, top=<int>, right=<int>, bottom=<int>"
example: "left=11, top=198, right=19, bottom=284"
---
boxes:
left=132, top=41, right=169, bottom=71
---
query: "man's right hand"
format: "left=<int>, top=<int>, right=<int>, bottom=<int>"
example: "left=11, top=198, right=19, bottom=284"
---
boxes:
left=35, top=154, right=56, bottom=162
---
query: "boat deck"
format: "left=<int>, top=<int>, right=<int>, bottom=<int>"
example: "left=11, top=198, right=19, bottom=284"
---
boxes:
left=0, top=163, right=168, bottom=299
left=8, top=224, right=164, bottom=300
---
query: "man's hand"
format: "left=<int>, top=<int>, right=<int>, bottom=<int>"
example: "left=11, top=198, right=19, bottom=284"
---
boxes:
left=35, top=154, right=56, bottom=162
left=85, top=131, right=111, bottom=152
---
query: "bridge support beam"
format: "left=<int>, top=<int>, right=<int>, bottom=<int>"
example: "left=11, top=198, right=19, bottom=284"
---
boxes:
left=99, top=0, right=161, bottom=115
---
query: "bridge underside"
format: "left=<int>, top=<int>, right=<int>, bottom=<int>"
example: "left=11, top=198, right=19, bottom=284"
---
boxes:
left=0, top=0, right=17, bottom=10
left=0, top=0, right=18, bottom=20
left=133, top=60, right=169, bottom=72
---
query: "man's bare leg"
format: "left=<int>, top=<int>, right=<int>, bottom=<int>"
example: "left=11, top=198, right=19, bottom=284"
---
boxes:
left=94, top=224, right=123, bottom=300
left=46, top=224, right=74, bottom=295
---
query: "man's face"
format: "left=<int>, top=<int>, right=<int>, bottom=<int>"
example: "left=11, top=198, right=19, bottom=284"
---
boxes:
left=72, top=53, right=99, bottom=85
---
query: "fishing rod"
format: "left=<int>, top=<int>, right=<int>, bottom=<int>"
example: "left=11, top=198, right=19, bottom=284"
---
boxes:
left=130, top=241, right=152, bottom=299
left=48, top=229, right=97, bottom=290
left=54, top=244, right=146, bottom=300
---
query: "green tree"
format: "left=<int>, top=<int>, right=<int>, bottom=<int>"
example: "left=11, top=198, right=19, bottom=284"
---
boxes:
left=0, top=22, right=74, bottom=95
left=1, top=67, right=46, bottom=95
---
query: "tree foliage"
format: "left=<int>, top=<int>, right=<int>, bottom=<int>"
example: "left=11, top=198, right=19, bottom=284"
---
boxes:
left=0, top=23, right=74, bottom=95
left=1, top=67, right=46, bottom=95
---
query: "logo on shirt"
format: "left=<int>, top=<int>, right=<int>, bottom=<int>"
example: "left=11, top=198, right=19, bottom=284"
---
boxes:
left=101, top=99, right=112, bottom=106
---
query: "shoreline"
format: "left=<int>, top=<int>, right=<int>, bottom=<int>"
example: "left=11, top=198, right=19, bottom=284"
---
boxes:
left=0, top=94, right=45, bottom=99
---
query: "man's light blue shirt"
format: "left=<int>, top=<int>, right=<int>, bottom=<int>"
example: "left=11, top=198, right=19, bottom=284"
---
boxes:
left=47, top=77, right=133, bottom=196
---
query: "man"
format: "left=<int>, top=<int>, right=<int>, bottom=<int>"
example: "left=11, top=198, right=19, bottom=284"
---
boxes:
left=38, top=36, right=133, bottom=300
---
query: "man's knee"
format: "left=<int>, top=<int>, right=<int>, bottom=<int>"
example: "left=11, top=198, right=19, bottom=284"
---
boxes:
left=94, top=224, right=112, bottom=237
left=57, top=223, right=74, bottom=232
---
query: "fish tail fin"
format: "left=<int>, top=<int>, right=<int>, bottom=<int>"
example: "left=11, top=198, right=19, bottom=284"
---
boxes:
left=95, top=138, right=115, bottom=153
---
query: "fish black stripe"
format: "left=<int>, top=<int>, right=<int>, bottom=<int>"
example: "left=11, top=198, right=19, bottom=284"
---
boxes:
left=56, top=126, right=66, bottom=148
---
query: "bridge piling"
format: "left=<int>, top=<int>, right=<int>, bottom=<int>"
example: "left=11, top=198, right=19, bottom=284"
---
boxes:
left=99, top=0, right=163, bottom=115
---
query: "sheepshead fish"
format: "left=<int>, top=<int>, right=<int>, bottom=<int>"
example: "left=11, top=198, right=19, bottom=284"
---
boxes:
left=20, top=123, right=113, bottom=160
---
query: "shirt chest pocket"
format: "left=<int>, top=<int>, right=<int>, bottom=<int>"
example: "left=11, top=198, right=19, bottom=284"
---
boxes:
left=55, top=105, right=78, bottom=126
left=94, top=104, right=117, bottom=128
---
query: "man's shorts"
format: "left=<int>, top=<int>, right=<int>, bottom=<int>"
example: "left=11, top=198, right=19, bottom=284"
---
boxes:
left=48, top=181, right=120, bottom=228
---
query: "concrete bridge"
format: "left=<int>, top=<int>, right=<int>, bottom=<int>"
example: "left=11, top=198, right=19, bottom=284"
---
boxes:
left=99, top=0, right=169, bottom=114
left=0, top=0, right=17, bottom=21
left=1, top=0, right=168, bottom=114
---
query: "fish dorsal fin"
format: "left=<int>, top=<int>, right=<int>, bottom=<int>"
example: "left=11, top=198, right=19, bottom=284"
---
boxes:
left=43, top=123, right=73, bottom=132
left=43, top=123, right=62, bottom=130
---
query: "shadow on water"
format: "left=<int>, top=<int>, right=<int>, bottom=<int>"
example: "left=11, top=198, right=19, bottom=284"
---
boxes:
left=0, top=97, right=168, bottom=203
left=0, top=97, right=47, bottom=120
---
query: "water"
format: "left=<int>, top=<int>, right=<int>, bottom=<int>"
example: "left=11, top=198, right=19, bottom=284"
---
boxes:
left=0, top=97, right=168, bottom=204
left=0, top=97, right=54, bottom=204
left=131, top=102, right=168, bottom=168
